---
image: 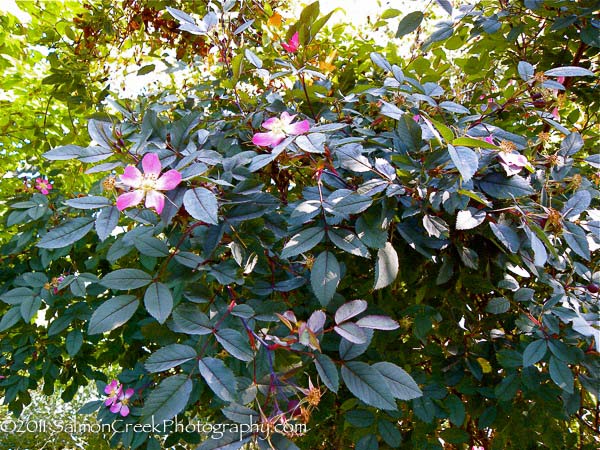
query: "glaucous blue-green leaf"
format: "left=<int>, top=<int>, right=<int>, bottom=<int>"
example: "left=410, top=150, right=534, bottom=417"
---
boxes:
left=141, top=374, right=193, bottom=425
left=42, top=145, right=86, bottom=160
left=563, top=222, right=590, bottom=260
left=144, top=282, right=173, bottom=324
left=379, top=420, right=401, bottom=447
left=562, top=190, right=591, bottom=220
left=456, top=208, right=486, bottom=230
left=396, top=11, right=424, bottom=37
left=95, top=206, right=119, bottom=241
left=356, top=315, right=399, bottom=330
left=435, top=0, right=453, bottom=14
left=549, top=356, right=574, bottom=393
left=448, top=145, right=478, bottom=182
left=135, top=235, right=170, bottom=257
left=439, top=101, right=469, bottom=114
left=346, top=409, right=375, bottom=427
left=479, top=173, right=534, bottom=199
left=171, top=304, right=212, bottom=335
left=221, top=403, right=259, bottom=424
left=88, top=295, right=139, bottom=334
left=88, top=119, right=113, bottom=148
left=544, top=66, right=595, bottom=77
left=335, top=322, right=367, bottom=344
left=490, top=222, right=520, bottom=253
left=310, top=251, right=340, bottom=306
left=145, top=344, right=196, bottom=373
left=330, top=192, right=372, bottom=216
left=559, top=132, right=584, bottom=156
left=523, top=339, right=547, bottom=367
left=100, top=269, right=153, bottom=290
left=198, top=433, right=251, bottom=450
left=585, top=154, right=600, bottom=168
left=372, top=362, right=422, bottom=400
left=20, top=295, right=41, bottom=321
left=336, top=143, right=372, bottom=172
left=341, top=361, right=397, bottom=410
left=173, top=251, right=204, bottom=269
left=485, top=297, right=510, bottom=314
left=356, top=434, right=379, bottom=450
left=335, top=299, right=367, bottom=324
left=328, top=228, right=370, bottom=258
left=295, top=133, right=325, bottom=153
left=37, top=217, right=95, bottom=249
left=0, top=307, right=22, bottom=332
left=77, top=146, right=113, bottom=163
left=314, top=353, right=339, bottom=393
left=215, top=328, right=253, bottom=362
left=280, top=227, right=324, bottom=258
left=445, top=394, right=466, bottom=426
left=370, top=52, right=392, bottom=72
left=518, top=61, right=535, bottom=81
left=198, top=357, right=238, bottom=402
left=340, top=328, right=374, bottom=360
left=65, top=196, right=112, bottom=209
left=374, top=242, right=399, bottom=289
left=66, top=330, right=83, bottom=357
left=525, top=226, right=548, bottom=267
left=0, top=287, right=35, bottom=305
left=183, top=187, right=219, bottom=225
left=244, top=48, right=262, bottom=69
left=423, top=215, right=449, bottom=238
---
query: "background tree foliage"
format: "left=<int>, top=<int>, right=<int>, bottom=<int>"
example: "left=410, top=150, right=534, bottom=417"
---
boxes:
left=0, top=1, right=598, bottom=449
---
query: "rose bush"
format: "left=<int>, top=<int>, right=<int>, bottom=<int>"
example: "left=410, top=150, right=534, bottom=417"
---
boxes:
left=0, top=1, right=598, bottom=449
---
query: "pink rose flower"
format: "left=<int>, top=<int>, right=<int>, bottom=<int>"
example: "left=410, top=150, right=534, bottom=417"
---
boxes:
left=498, top=151, right=528, bottom=176
left=116, top=153, right=182, bottom=215
left=110, top=387, right=135, bottom=417
left=252, top=111, right=310, bottom=147
left=281, top=32, right=299, bottom=53
left=104, top=380, right=121, bottom=407
left=484, top=135, right=495, bottom=144
left=35, top=178, right=52, bottom=195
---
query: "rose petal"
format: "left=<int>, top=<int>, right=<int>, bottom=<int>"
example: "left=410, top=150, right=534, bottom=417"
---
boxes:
left=262, top=117, right=281, bottom=130
left=286, top=119, right=310, bottom=135
left=120, top=166, right=143, bottom=188
left=124, top=388, right=135, bottom=399
left=104, top=398, right=115, bottom=406
left=110, top=403, right=121, bottom=414
left=119, top=405, right=130, bottom=417
left=116, top=190, right=145, bottom=211
left=145, top=190, right=165, bottom=214
left=252, top=131, right=285, bottom=147
left=155, top=169, right=182, bottom=191
left=142, top=153, right=162, bottom=177
left=279, top=111, right=296, bottom=125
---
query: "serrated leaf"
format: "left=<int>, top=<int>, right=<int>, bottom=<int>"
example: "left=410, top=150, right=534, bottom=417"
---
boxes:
left=43, top=144, right=86, bottom=160
left=356, top=315, right=399, bottom=330
left=335, top=322, right=367, bottom=344
left=448, top=145, right=478, bottom=182
left=171, top=304, right=212, bottom=335
left=490, top=222, right=520, bottom=253
left=100, top=269, right=153, bottom=290
left=88, top=295, right=139, bottom=334
left=544, top=66, right=594, bottom=77
left=66, top=330, right=83, bottom=357
left=65, top=196, right=111, bottom=209
left=563, top=222, right=590, bottom=261
left=0, top=287, right=35, bottom=305
left=423, top=214, right=449, bottom=238
left=135, top=235, right=170, bottom=257
left=280, top=227, right=324, bottom=258
left=95, top=206, right=119, bottom=241
left=549, top=356, right=574, bottom=393
left=370, top=52, right=392, bottom=72
left=183, top=187, right=219, bottom=225
left=372, top=362, right=422, bottom=400
left=310, top=251, right=340, bottom=306
left=396, top=11, right=424, bottom=37
left=215, top=328, right=253, bottom=362
left=341, top=361, right=397, bottom=410
left=523, top=339, right=547, bottom=367
left=37, top=217, right=95, bottom=249
left=198, top=357, right=238, bottom=402
left=144, top=282, right=173, bottom=324
left=374, top=242, right=398, bottom=289
left=141, top=374, right=193, bottom=424
left=145, top=344, right=196, bottom=373
left=445, top=394, right=465, bottom=426
left=335, top=299, right=367, bottom=324
left=314, top=353, right=339, bottom=393
left=562, top=190, right=591, bottom=219
left=0, top=307, right=21, bottom=332
left=456, top=208, right=486, bottom=230
left=485, top=297, right=510, bottom=314
left=518, top=61, right=535, bottom=81
left=328, top=228, right=370, bottom=258
left=479, top=173, right=534, bottom=199
left=20, top=295, right=41, bottom=321
left=340, top=328, right=374, bottom=360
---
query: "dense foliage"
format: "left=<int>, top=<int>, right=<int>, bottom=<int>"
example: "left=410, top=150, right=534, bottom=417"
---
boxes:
left=1, top=1, right=598, bottom=449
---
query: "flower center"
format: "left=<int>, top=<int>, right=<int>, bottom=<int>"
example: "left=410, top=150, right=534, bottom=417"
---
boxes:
left=121, top=398, right=130, bottom=406
left=269, top=119, right=288, bottom=136
left=141, top=174, right=158, bottom=191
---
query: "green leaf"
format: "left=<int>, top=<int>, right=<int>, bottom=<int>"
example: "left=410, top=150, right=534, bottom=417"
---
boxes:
left=549, top=356, right=574, bottom=393
left=479, top=173, right=534, bottom=199
left=346, top=410, right=375, bottom=427
left=518, top=61, right=535, bottom=81
left=198, top=357, right=238, bottom=402
left=563, top=222, right=590, bottom=261
left=37, top=217, right=95, bottom=249
left=340, top=329, right=374, bottom=360
left=335, top=322, right=367, bottom=344
left=445, top=394, right=465, bottom=426
left=314, top=353, right=339, bottom=393
left=66, top=330, right=83, bottom=357
left=144, top=282, right=173, bottom=325
left=372, top=362, right=422, bottom=400
left=183, top=187, right=219, bottom=225
left=395, top=11, right=424, bottom=37
left=0, top=287, right=35, bottom=305
left=335, top=299, right=367, bottom=324
left=43, top=144, right=86, bottom=160
left=171, top=304, right=212, bottom=335
left=374, top=242, right=398, bottom=289
left=135, top=236, right=170, bottom=257
left=20, top=295, right=41, bottom=321
left=544, top=66, right=594, bottom=77
left=88, top=295, right=139, bottom=334
left=356, top=434, right=379, bottom=450
left=100, top=269, right=153, bottom=290
left=0, top=307, right=21, bottom=332
left=356, top=315, right=399, bottom=331
left=423, top=214, right=449, bottom=238
left=485, top=297, right=510, bottom=314
left=341, top=361, right=397, bottom=410
left=65, top=196, right=112, bottom=209
left=328, top=228, right=370, bottom=258
left=559, top=132, right=584, bottom=157
left=448, top=145, right=478, bottom=182
left=141, top=374, right=193, bottom=424
left=215, top=328, right=253, bottom=362
left=370, top=52, right=392, bottom=72
left=331, top=192, right=372, bottom=215
left=440, top=428, right=469, bottom=444
left=452, top=136, right=498, bottom=149
left=280, top=227, right=324, bottom=258
left=137, top=64, right=156, bottom=75
left=310, top=251, right=340, bottom=306
left=378, top=419, right=402, bottom=447
left=523, top=339, right=547, bottom=367
left=95, top=206, right=119, bottom=241
left=145, top=344, right=197, bottom=373
left=490, top=223, right=520, bottom=253
left=562, top=190, right=591, bottom=220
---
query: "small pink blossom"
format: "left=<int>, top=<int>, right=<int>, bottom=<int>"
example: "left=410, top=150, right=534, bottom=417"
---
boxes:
left=484, top=135, right=495, bottom=144
left=412, top=114, right=421, bottom=122
left=281, top=32, right=299, bottom=53
left=104, top=380, right=121, bottom=407
left=252, top=111, right=310, bottom=147
left=551, top=107, right=560, bottom=120
left=471, top=446, right=485, bottom=450
left=498, top=151, right=528, bottom=176
left=35, top=178, right=52, bottom=195
left=116, top=153, right=182, bottom=215
left=110, top=387, right=135, bottom=417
